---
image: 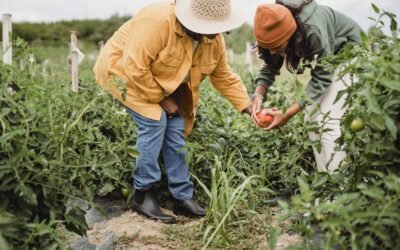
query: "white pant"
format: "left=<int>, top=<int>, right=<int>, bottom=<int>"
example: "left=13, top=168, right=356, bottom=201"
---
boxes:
left=305, top=67, right=353, bottom=173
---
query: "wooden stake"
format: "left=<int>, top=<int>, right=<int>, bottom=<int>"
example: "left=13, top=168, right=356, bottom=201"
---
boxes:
left=245, top=42, right=253, bottom=73
left=70, top=31, right=79, bottom=92
left=2, top=14, right=12, bottom=65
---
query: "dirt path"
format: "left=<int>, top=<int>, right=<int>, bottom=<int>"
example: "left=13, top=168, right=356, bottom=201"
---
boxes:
left=87, top=209, right=198, bottom=249
left=68, top=197, right=300, bottom=249
left=83, top=209, right=300, bottom=249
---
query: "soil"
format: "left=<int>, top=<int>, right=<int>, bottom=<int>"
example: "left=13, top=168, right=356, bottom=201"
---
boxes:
left=85, top=210, right=300, bottom=249
left=69, top=197, right=300, bottom=249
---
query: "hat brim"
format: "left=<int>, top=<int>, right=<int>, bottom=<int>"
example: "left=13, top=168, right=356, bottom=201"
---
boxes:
left=175, top=0, right=245, bottom=34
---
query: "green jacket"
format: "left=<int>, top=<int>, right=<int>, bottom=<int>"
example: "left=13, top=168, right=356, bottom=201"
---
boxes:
left=255, top=0, right=363, bottom=107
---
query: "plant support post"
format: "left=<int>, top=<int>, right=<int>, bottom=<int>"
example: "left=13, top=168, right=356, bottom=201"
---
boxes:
left=245, top=41, right=253, bottom=73
left=70, top=31, right=79, bottom=92
left=2, top=14, right=12, bottom=65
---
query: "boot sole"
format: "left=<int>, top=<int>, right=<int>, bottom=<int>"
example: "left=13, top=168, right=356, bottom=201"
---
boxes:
left=173, top=209, right=205, bottom=218
left=132, top=205, right=177, bottom=224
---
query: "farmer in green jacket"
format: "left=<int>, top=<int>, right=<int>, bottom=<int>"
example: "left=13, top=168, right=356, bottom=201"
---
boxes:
left=250, top=0, right=363, bottom=172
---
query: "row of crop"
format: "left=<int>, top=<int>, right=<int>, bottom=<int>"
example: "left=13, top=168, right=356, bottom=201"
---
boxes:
left=182, top=8, right=400, bottom=249
left=0, top=41, right=138, bottom=249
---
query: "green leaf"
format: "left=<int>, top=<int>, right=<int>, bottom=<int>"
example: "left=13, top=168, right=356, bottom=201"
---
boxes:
left=370, top=114, right=386, bottom=131
left=360, top=187, right=385, bottom=200
left=0, top=129, right=25, bottom=143
left=384, top=175, right=400, bottom=193
left=311, top=175, right=328, bottom=188
left=365, top=89, right=382, bottom=114
left=297, top=176, right=310, bottom=194
left=127, top=146, right=139, bottom=158
left=98, top=154, right=119, bottom=167
left=0, top=234, right=11, bottom=250
left=384, top=115, right=397, bottom=138
left=390, top=16, right=398, bottom=32
left=371, top=3, right=380, bottom=14
left=20, top=185, right=38, bottom=206
left=360, top=31, right=369, bottom=43
left=101, top=167, right=120, bottom=181
left=99, top=182, right=115, bottom=195
left=381, top=80, right=400, bottom=92
left=65, top=207, right=88, bottom=236
left=267, top=227, right=281, bottom=250
left=0, top=211, right=15, bottom=225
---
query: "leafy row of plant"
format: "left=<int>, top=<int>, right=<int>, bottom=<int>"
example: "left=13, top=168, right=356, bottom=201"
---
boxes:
left=0, top=40, right=138, bottom=249
left=272, top=7, right=400, bottom=250
left=181, top=5, right=400, bottom=249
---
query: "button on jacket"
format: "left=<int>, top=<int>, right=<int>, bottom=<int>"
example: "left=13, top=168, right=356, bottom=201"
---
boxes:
left=93, top=1, right=250, bottom=137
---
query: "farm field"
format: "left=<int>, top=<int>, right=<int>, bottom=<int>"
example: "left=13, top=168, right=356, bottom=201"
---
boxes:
left=1, top=5, right=400, bottom=250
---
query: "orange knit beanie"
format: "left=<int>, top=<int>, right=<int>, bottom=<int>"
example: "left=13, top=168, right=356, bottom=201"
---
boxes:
left=254, top=4, right=297, bottom=50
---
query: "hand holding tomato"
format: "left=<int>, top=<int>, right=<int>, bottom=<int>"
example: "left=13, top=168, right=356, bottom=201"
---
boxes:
left=261, top=108, right=287, bottom=131
left=256, top=109, right=274, bottom=128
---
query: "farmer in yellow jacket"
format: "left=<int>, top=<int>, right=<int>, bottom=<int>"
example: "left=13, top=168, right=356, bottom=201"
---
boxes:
left=94, top=0, right=250, bottom=223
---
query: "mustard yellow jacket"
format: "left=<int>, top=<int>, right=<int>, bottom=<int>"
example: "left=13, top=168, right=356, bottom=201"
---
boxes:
left=93, top=1, right=250, bottom=137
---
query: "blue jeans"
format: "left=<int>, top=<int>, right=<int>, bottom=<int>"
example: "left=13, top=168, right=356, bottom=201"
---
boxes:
left=126, top=108, right=193, bottom=200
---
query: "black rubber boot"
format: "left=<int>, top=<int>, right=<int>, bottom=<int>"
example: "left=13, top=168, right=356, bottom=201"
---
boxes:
left=132, top=189, right=176, bottom=224
left=173, top=198, right=206, bottom=218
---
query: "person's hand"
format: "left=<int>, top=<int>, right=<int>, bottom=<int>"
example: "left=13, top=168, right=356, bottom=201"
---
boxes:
left=160, top=97, right=180, bottom=117
left=250, top=94, right=264, bottom=127
left=262, top=108, right=287, bottom=131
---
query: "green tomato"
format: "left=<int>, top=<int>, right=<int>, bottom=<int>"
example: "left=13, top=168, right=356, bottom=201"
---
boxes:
left=315, top=213, right=325, bottom=221
left=350, top=117, right=365, bottom=132
left=121, top=187, right=129, bottom=198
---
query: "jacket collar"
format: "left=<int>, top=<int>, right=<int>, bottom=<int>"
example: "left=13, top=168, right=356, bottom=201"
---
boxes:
left=202, top=36, right=215, bottom=44
left=174, top=17, right=215, bottom=44
left=299, top=0, right=318, bottom=23
left=174, top=18, right=185, bottom=37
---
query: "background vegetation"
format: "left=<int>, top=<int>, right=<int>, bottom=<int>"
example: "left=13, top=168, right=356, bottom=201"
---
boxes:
left=0, top=17, right=254, bottom=53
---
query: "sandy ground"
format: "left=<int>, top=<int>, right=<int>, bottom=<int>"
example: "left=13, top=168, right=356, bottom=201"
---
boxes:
left=80, top=208, right=300, bottom=250
left=88, top=211, right=167, bottom=249
left=80, top=206, right=202, bottom=250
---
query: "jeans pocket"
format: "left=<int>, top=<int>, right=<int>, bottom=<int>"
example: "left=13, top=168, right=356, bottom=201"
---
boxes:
left=125, top=106, right=164, bottom=126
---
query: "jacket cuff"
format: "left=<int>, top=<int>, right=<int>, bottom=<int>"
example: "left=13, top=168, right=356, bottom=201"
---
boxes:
left=297, top=99, right=307, bottom=109
left=255, top=79, right=272, bottom=89
left=236, top=99, right=251, bottom=114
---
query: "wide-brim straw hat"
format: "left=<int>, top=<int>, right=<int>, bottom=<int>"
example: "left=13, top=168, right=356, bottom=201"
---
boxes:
left=175, top=0, right=245, bottom=34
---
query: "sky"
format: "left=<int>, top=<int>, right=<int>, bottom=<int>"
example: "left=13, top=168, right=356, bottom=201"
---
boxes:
left=1, top=0, right=399, bottom=31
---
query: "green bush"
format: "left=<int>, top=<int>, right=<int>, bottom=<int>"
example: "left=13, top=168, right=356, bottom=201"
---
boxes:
left=1, top=16, right=254, bottom=54
left=0, top=40, right=136, bottom=249
left=0, top=15, right=130, bottom=46
left=275, top=6, right=400, bottom=250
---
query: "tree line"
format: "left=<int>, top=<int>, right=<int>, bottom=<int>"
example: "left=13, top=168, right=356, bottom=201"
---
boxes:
left=1, top=16, right=254, bottom=54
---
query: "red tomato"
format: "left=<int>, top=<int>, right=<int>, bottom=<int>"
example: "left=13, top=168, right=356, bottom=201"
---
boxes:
left=256, top=109, right=274, bottom=128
